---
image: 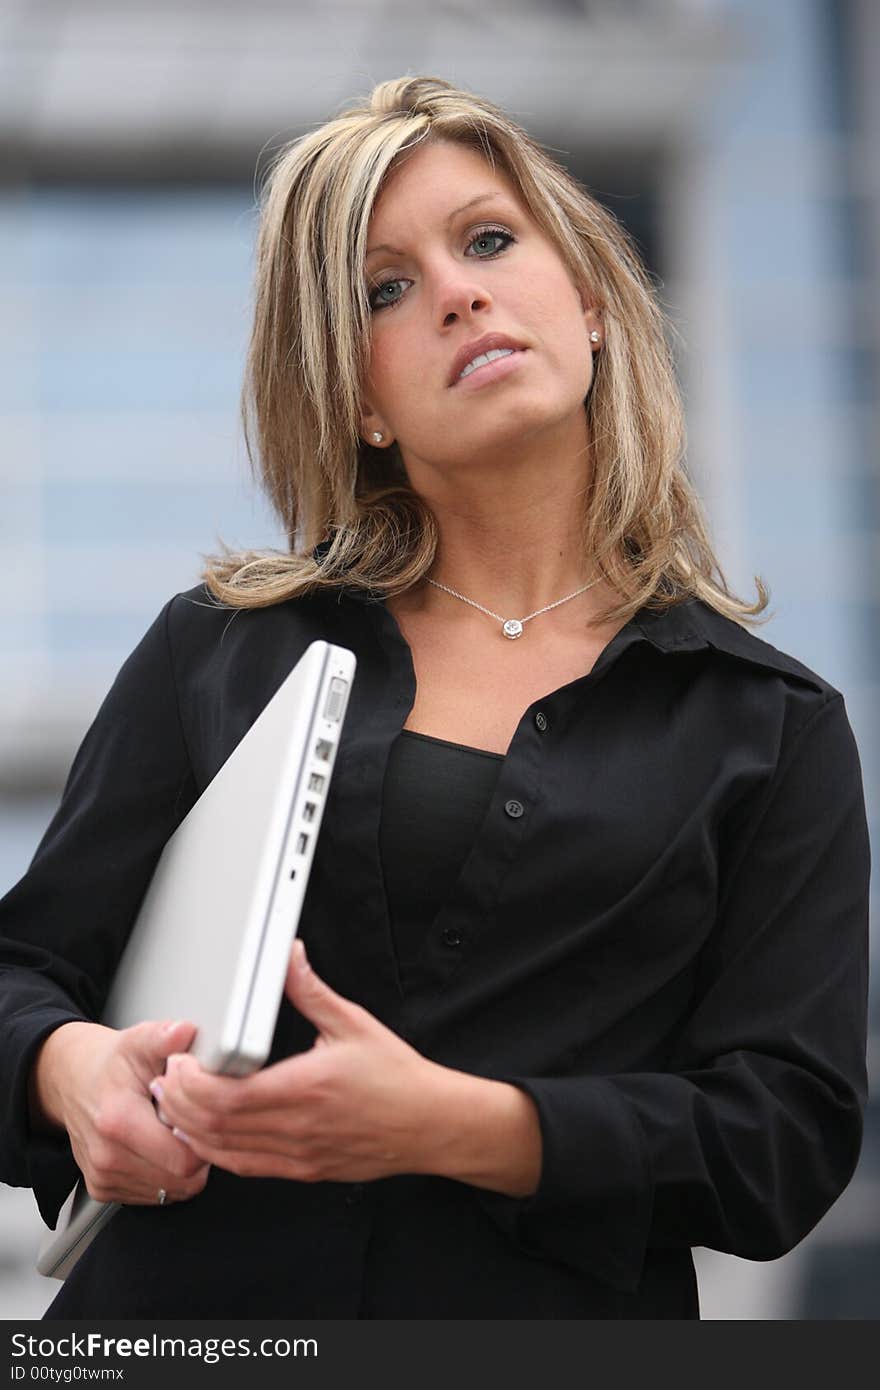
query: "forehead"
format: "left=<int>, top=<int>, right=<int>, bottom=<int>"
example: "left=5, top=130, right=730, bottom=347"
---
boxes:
left=368, top=140, right=524, bottom=233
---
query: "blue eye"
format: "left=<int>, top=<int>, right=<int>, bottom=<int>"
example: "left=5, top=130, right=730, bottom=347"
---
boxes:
left=368, top=228, right=514, bottom=312
left=466, top=228, right=515, bottom=258
left=369, top=278, right=411, bottom=312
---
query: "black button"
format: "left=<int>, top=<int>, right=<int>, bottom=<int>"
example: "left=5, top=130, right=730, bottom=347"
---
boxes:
left=442, top=925, right=463, bottom=946
left=535, top=711, right=548, bottom=732
left=504, top=799, right=524, bottom=819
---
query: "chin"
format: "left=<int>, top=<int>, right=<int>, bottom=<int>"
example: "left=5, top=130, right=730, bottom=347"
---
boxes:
left=477, top=398, right=586, bottom=451
left=405, top=396, right=588, bottom=471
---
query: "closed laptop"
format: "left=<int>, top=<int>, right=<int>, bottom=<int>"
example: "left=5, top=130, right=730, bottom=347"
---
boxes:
left=36, top=638, right=356, bottom=1279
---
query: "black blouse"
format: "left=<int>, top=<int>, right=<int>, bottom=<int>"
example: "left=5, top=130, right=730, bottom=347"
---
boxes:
left=0, top=584, right=870, bottom=1319
left=379, top=731, right=504, bottom=994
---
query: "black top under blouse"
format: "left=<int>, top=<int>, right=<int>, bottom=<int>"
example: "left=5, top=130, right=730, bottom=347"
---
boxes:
left=0, top=584, right=869, bottom=1319
left=379, top=731, right=504, bottom=995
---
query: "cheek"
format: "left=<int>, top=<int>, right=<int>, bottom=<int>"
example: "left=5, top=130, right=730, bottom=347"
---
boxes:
left=368, top=332, right=418, bottom=417
left=513, top=259, right=587, bottom=341
left=528, top=299, right=592, bottom=389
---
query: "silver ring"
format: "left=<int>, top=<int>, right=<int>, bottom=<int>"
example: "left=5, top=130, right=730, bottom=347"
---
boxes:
left=157, top=1188, right=168, bottom=1206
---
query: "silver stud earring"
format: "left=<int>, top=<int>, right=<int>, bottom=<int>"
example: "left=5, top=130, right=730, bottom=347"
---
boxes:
left=371, top=431, right=384, bottom=444
left=589, top=330, right=601, bottom=344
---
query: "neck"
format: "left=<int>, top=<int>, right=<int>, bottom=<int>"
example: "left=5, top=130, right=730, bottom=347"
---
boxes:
left=402, top=413, right=604, bottom=616
left=428, top=498, right=590, bottom=616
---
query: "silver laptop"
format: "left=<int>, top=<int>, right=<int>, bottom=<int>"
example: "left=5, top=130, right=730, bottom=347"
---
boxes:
left=36, top=638, right=356, bottom=1279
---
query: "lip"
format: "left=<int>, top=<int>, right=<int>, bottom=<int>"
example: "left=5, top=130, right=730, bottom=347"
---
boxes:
left=447, top=333, right=527, bottom=388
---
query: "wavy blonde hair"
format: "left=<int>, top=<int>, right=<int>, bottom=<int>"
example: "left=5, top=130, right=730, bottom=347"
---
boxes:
left=204, top=75, right=767, bottom=625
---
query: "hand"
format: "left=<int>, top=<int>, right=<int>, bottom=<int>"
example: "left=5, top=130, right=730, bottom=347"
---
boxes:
left=152, top=939, right=440, bottom=1184
left=32, top=1019, right=210, bottom=1206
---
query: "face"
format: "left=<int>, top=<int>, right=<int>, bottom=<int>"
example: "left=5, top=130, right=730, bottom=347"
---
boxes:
left=360, top=140, right=602, bottom=477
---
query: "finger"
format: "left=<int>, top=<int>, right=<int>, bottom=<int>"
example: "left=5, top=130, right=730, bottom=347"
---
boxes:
left=169, top=1115, right=312, bottom=1158
left=85, top=1160, right=210, bottom=1207
left=156, top=1085, right=304, bottom=1152
left=168, top=1140, right=311, bottom=1183
left=125, top=1161, right=210, bottom=1206
left=147, top=1161, right=211, bottom=1205
left=150, top=1060, right=256, bottom=1136
left=93, top=1089, right=207, bottom=1181
left=122, top=1019, right=198, bottom=1084
left=284, top=939, right=371, bottom=1042
left=78, top=1115, right=211, bottom=1203
left=155, top=1050, right=323, bottom=1132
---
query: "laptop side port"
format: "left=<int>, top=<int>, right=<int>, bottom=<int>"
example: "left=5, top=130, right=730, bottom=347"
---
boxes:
left=296, top=832, right=309, bottom=854
left=315, top=739, right=333, bottom=762
left=308, top=772, right=325, bottom=792
left=323, top=677, right=349, bottom=723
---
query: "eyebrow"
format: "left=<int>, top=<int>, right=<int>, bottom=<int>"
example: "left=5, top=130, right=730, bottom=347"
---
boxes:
left=365, top=192, right=507, bottom=261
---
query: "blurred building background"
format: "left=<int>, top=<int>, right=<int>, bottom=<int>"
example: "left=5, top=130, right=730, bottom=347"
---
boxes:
left=0, top=0, right=877, bottom=1319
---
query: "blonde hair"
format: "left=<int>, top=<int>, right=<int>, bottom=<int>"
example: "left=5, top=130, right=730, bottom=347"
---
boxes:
left=204, top=75, right=767, bottom=625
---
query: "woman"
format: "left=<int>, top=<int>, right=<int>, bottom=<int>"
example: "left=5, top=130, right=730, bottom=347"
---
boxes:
left=0, top=76, right=870, bottom=1319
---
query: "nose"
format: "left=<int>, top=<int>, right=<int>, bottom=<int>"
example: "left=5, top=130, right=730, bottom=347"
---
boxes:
left=434, top=270, right=492, bottom=329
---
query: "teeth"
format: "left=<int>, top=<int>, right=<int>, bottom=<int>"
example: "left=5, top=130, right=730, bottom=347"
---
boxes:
left=458, top=347, right=514, bottom=379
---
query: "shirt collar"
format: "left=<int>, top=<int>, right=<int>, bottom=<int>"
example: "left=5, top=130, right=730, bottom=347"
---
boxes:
left=635, top=597, right=828, bottom=692
left=310, top=544, right=827, bottom=695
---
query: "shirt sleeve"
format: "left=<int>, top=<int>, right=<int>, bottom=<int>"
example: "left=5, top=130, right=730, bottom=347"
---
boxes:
left=474, top=693, right=871, bottom=1292
left=0, top=598, right=196, bottom=1226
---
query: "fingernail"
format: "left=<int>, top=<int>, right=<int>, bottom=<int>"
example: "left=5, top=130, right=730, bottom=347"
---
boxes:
left=172, top=1126, right=192, bottom=1146
left=161, top=1021, right=184, bottom=1036
left=149, top=1080, right=164, bottom=1103
left=296, top=939, right=310, bottom=973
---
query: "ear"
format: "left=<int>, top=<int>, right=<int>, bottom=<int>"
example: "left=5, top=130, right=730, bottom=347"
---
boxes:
left=583, top=304, right=604, bottom=352
left=360, top=403, right=393, bottom=448
left=576, top=283, right=603, bottom=348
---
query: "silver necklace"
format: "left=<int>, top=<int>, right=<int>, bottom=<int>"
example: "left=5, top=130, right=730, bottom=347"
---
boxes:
left=426, top=575, right=601, bottom=639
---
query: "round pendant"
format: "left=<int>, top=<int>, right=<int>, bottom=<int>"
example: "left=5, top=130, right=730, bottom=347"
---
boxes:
left=502, top=619, right=524, bottom=640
